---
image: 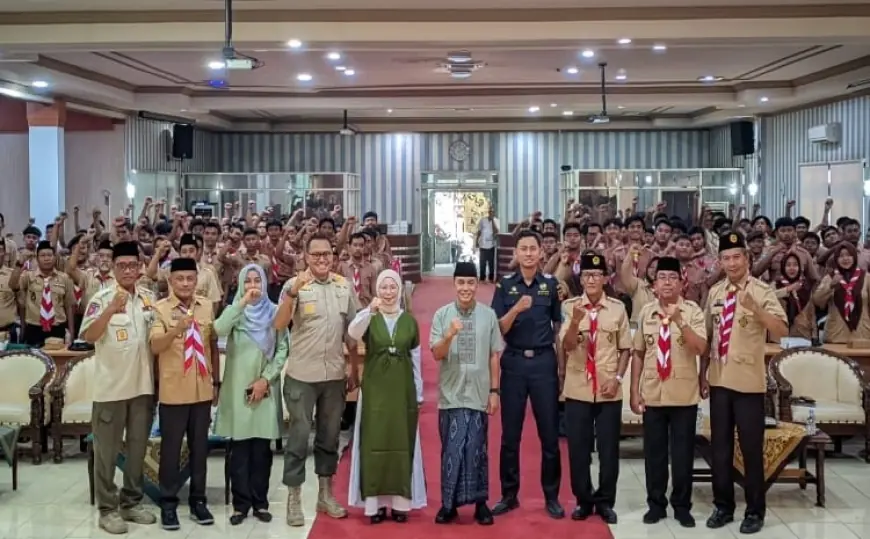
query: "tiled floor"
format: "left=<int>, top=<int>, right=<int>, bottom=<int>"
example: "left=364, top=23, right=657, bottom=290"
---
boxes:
left=1, top=439, right=869, bottom=539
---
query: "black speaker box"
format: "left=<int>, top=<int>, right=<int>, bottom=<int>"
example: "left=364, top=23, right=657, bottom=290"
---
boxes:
left=172, top=123, right=194, bottom=160
left=730, top=120, right=754, bottom=156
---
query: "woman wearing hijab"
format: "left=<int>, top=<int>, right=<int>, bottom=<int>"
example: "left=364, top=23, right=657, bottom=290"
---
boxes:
left=214, top=264, right=290, bottom=525
left=813, top=243, right=870, bottom=343
left=773, top=253, right=816, bottom=340
left=347, top=269, right=426, bottom=523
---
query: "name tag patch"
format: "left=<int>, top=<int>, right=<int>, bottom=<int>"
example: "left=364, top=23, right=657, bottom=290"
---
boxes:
left=116, top=329, right=128, bottom=342
left=303, top=303, right=316, bottom=315
left=508, top=286, right=519, bottom=295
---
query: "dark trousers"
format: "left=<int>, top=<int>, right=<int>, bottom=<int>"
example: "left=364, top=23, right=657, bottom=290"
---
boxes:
left=499, top=348, right=561, bottom=501
left=22, top=323, right=65, bottom=347
left=158, top=401, right=212, bottom=509
left=564, top=399, right=621, bottom=508
left=643, top=405, right=697, bottom=512
left=710, top=387, right=766, bottom=518
left=0, top=323, right=20, bottom=343
left=229, top=438, right=273, bottom=515
left=479, top=248, right=496, bottom=281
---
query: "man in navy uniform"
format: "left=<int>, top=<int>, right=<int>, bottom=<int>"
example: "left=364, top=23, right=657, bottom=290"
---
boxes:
left=490, top=229, right=563, bottom=519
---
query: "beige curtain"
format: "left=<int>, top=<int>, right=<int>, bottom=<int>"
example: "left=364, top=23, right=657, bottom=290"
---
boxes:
left=829, top=162, right=864, bottom=225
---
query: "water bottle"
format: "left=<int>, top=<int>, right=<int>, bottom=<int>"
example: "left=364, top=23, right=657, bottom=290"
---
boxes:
left=696, top=406, right=705, bottom=433
left=805, top=406, right=817, bottom=436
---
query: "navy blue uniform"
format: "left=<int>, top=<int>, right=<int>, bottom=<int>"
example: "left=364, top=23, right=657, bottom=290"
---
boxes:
left=491, top=271, right=562, bottom=502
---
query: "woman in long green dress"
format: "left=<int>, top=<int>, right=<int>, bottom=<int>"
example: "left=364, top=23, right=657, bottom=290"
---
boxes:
left=214, top=264, right=289, bottom=526
left=347, top=269, right=427, bottom=523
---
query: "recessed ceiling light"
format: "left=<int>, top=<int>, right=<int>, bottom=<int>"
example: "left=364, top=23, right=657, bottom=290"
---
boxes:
left=287, top=39, right=302, bottom=48
left=550, top=103, right=558, bottom=107
left=698, top=75, right=723, bottom=82
left=344, top=69, right=355, bottom=76
left=327, top=52, right=341, bottom=61
left=617, top=105, right=625, bottom=109
left=581, top=49, right=595, bottom=58
left=447, top=50, right=473, bottom=63
left=563, top=110, right=574, bottom=116
left=296, top=73, right=313, bottom=82
left=207, top=61, right=225, bottom=70
left=387, top=109, right=393, bottom=113
left=335, top=66, right=346, bottom=71
left=618, top=38, right=632, bottom=45
left=566, top=67, right=579, bottom=74
left=528, top=106, right=540, bottom=113
left=652, top=44, right=667, bottom=51
left=760, top=96, right=769, bottom=102
left=31, top=80, right=49, bottom=88
left=615, top=73, right=627, bottom=81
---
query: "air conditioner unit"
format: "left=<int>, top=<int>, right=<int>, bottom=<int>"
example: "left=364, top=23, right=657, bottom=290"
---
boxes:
left=808, top=123, right=841, bottom=144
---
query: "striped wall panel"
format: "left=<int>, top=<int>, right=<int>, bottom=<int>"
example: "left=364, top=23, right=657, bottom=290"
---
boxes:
left=125, top=116, right=214, bottom=174
left=761, top=95, right=870, bottom=216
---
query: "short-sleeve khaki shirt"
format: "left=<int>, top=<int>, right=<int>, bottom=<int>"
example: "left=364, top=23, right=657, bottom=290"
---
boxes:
left=79, top=286, right=155, bottom=402
left=19, top=270, right=75, bottom=326
left=156, top=266, right=222, bottom=304
left=149, top=295, right=215, bottom=404
left=633, top=300, right=706, bottom=407
left=0, top=267, right=17, bottom=327
left=705, top=276, right=786, bottom=394
left=282, top=273, right=357, bottom=383
left=560, top=294, right=632, bottom=403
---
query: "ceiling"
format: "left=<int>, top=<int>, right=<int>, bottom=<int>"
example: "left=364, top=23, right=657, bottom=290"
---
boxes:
left=2, top=1, right=870, bottom=131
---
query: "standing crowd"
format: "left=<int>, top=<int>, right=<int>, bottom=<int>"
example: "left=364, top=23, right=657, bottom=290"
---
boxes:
left=0, top=192, right=863, bottom=536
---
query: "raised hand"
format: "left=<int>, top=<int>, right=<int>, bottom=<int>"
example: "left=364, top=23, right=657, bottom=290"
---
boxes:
left=109, top=289, right=128, bottom=314
left=175, top=314, right=194, bottom=334
left=515, top=295, right=533, bottom=313
left=739, top=291, right=758, bottom=314
left=241, top=287, right=261, bottom=306
left=572, top=300, right=586, bottom=321
left=449, top=318, right=463, bottom=336
left=369, top=297, right=381, bottom=313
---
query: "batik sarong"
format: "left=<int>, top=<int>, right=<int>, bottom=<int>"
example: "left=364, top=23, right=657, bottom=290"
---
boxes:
left=439, top=408, right=488, bottom=510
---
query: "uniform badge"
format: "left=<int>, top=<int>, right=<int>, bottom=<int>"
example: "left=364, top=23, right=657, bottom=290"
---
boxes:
left=542, top=273, right=552, bottom=279
left=85, top=302, right=100, bottom=317
left=593, top=256, right=601, bottom=265
left=303, top=303, right=317, bottom=315
left=739, top=316, right=748, bottom=328
left=729, top=234, right=738, bottom=243
left=713, top=314, right=720, bottom=324
left=115, top=329, right=128, bottom=342
left=677, top=335, right=686, bottom=346
left=509, top=286, right=519, bottom=295
left=540, top=283, right=548, bottom=291
left=645, top=334, right=655, bottom=345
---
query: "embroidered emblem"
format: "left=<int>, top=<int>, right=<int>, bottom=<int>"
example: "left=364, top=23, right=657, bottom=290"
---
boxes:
left=713, top=314, right=720, bottom=324
left=540, top=283, right=548, bottom=291
left=729, top=234, right=738, bottom=243
left=115, top=329, right=128, bottom=342
left=739, top=316, right=748, bottom=328
left=677, top=335, right=686, bottom=346
left=509, top=286, right=519, bottom=295
left=646, top=334, right=655, bottom=345
left=592, top=256, right=601, bottom=265
left=85, top=302, right=100, bottom=317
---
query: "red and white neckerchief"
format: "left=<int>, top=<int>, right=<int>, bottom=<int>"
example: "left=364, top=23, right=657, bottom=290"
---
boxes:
left=585, top=304, right=600, bottom=394
left=352, top=265, right=361, bottom=295
left=390, top=257, right=402, bottom=275
left=39, top=275, right=56, bottom=331
left=780, top=278, right=804, bottom=313
left=270, top=256, right=280, bottom=282
left=572, top=254, right=581, bottom=276
left=181, top=305, right=209, bottom=377
left=656, top=312, right=672, bottom=380
left=717, top=286, right=738, bottom=363
left=630, top=249, right=640, bottom=277
left=73, top=285, right=83, bottom=307
left=97, top=273, right=110, bottom=288
left=840, top=270, right=863, bottom=321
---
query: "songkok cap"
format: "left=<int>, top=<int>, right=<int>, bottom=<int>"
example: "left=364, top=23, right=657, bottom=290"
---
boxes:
left=580, top=253, right=607, bottom=272
left=23, top=226, right=41, bottom=238
left=97, top=239, right=113, bottom=252
left=170, top=257, right=197, bottom=272
left=774, top=217, right=795, bottom=230
left=718, top=231, right=746, bottom=253
left=36, top=240, right=54, bottom=253
left=656, top=256, right=681, bottom=274
left=453, top=262, right=478, bottom=278
left=112, top=241, right=140, bottom=260
left=179, top=233, right=198, bottom=248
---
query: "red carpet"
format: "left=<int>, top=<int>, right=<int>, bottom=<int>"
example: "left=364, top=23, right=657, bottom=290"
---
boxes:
left=308, top=278, right=614, bottom=539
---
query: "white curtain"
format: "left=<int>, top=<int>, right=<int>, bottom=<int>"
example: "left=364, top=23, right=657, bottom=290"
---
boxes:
left=829, top=162, right=864, bottom=225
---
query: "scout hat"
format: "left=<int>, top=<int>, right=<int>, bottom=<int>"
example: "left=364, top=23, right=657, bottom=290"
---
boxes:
left=580, top=253, right=607, bottom=272
left=656, top=256, right=681, bottom=274
left=170, top=258, right=197, bottom=272
left=718, top=231, right=746, bottom=253
left=112, top=241, right=139, bottom=259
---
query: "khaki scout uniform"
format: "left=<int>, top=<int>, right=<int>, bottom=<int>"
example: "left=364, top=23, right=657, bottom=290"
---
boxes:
left=559, top=294, right=631, bottom=510
left=149, top=294, right=216, bottom=510
left=337, top=259, right=377, bottom=309
left=0, top=267, right=18, bottom=331
left=154, top=266, right=222, bottom=305
left=19, top=269, right=75, bottom=345
left=703, top=275, right=786, bottom=520
left=80, top=285, right=156, bottom=517
left=812, top=274, right=870, bottom=343
left=281, top=272, right=357, bottom=490
left=633, top=300, right=706, bottom=514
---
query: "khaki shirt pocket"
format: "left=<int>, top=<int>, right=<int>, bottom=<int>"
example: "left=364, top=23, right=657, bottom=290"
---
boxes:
left=106, top=315, right=133, bottom=348
left=669, top=366, right=700, bottom=404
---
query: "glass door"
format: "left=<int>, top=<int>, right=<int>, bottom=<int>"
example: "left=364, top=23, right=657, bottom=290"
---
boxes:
left=422, top=188, right=497, bottom=274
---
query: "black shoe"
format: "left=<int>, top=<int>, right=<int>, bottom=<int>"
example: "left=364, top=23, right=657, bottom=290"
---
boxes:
left=253, top=510, right=272, bottom=523
left=435, top=507, right=458, bottom=524
left=596, top=505, right=618, bottom=524
left=229, top=512, right=247, bottom=526
left=642, top=508, right=666, bottom=524
left=189, top=502, right=214, bottom=525
left=161, top=508, right=180, bottom=531
left=391, top=510, right=408, bottom=523
left=474, top=503, right=494, bottom=525
left=571, top=505, right=594, bottom=521
left=674, top=510, right=696, bottom=528
left=370, top=507, right=387, bottom=524
left=545, top=499, right=565, bottom=519
left=739, top=515, right=764, bottom=534
left=706, top=509, right=734, bottom=529
left=491, top=497, right=519, bottom=516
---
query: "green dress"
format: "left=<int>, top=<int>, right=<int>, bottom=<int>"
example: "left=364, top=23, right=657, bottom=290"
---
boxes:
left=359, top=312, right=420, bottom=499
left=213, top=303, right=289, bottom=440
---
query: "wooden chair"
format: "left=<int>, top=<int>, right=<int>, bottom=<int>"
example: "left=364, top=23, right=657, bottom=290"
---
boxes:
left=0, top=350, right=55, bottom=464
left=49, top=353, right=96, bottom=462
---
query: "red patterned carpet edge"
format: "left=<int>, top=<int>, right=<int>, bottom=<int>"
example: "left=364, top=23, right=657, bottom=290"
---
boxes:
left=307, top=277, right=615, bottom=539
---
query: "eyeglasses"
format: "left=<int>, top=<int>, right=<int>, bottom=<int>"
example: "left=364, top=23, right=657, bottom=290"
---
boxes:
left=581, top=272, right=605, bottom=280
left=307, top=251, right=333, bottom=259
left=115, top=262, right=139, bottom=272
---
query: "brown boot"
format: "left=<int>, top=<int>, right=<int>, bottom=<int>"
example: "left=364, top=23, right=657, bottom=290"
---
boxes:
left=316, top=475, right=348, bottom=519
left=285, top=486, right=305, bottom=527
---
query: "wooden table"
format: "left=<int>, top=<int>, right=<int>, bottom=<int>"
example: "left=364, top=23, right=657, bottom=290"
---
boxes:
left=42, top=348, right=93, bottom=375
left=765, top=343, right=870, bottom=381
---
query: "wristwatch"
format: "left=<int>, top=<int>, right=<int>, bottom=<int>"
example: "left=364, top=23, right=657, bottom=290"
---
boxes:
left=489, top=388, right=501, bottom=396
left=615, top=374, right=624, bottom=383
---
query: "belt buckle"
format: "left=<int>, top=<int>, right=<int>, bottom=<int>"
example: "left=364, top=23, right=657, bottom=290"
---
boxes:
left=523, top=349, right=535, bottom=358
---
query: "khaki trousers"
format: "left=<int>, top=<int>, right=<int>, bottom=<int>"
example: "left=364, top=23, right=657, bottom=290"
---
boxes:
left=92, top=395, right=154, bottom=515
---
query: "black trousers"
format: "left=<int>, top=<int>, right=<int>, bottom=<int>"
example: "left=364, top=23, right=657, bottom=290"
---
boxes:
left=158, top=401, right=212, bottom=509
left=22, top=323, right=66, bottom=348
left=564, top=399, right=621, bottom=508
left=710, top=387, right=766, bottom=518
left=0, top=323, right=20, bottom=343
left=642, top=405, right=697, bottom=512
left=499, top=348, right=561, bottom=501
left=229, top=438, right=273, bottom=514
left=479, top=248, right=496, bottom=281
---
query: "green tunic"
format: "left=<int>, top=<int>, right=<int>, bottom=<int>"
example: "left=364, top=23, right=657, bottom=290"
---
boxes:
left=213, top=303, right=289, bottom=440
left=359, top=312, right=420, bottom=499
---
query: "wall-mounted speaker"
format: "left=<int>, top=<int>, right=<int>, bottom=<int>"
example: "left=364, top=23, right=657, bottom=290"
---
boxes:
left=730, top=120, right=755, bottom=156
left=171, top=123, right=194, bottom=160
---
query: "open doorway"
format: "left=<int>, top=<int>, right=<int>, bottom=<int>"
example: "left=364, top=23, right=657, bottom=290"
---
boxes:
left=424, top=189, right=493, bottom=276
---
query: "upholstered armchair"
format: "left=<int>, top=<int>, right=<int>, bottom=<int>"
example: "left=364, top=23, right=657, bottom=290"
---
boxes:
left=0, top=350, right=56, bottom=464
left=50, top=353, right=96, bottom=463
left=769, top=347, right=869, bottom=462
